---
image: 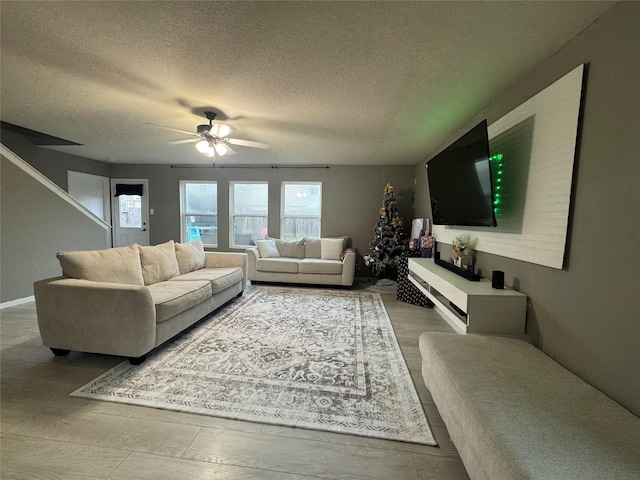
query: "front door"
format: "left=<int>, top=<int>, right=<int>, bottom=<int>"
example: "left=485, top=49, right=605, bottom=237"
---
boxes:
left=111, top=179, right=149, bottom=247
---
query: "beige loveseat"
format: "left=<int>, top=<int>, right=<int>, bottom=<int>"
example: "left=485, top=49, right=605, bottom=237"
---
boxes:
left=246, top=237, right=355, bottom=287
left=34, top=240, right=247, bottom=364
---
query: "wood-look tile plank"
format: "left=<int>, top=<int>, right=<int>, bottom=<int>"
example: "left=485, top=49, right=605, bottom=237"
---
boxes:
left=259, top=423, right=439, bottom=456
left=428, top=426, right=464, bottom=459
left=1, top=401, right=201, bottom=457
left=0, top=433, right=128, bottom=480
left=403, top=353, right=423, bottom=370
left=421, top=403, right=446, bottom=430
left=1, top=362, right=123, bottom=407
left=183, top=428, right=419, bottom=480
left=399, top=345, right=421, bottom=360
left=88, top=401, right=265, bottom=433
left=1, top=347, right=121, bottom=383
left=2, top=367, right=265, bottom=435
left=412, top=451, right=470, bottom=480
left=411, top=375, right=435, bottom=404
left=109, top=452, right=316, bottom=480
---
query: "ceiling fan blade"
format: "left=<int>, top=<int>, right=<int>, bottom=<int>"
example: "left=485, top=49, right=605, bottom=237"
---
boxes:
left=145, top=123, right=197, bottom=136
left=226, top=138, right=269, bottom=149
left=211, top=123, right=231, bottom=138
left=169, top=138, right=199, bottom=145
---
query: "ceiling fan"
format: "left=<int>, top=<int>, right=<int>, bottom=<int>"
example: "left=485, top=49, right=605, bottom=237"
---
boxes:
left=157, top=111, right=269, bottom=158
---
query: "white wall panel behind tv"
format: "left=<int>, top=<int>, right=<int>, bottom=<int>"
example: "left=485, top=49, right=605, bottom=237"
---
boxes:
left=432, top=64, right=584, bottom=270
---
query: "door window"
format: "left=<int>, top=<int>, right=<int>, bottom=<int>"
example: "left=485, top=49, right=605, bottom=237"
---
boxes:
left=118, top=195, right=142, bottom=228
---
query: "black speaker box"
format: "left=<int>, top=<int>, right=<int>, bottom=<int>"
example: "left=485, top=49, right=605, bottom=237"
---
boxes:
left=492, top=270, right=505, bottom=289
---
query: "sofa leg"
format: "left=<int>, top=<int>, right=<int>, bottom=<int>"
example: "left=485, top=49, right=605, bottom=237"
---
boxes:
left=237, top=291, right=244, bottom=297
left=129, top=355, right=147, bottom=365
left=50, top=348, right=70, bottom=356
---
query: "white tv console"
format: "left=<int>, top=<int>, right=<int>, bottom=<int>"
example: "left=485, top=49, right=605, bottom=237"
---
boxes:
left=408, top=258, right=527, bottom=335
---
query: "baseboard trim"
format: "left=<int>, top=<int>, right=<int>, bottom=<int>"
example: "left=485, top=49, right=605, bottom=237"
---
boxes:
left=0, top=295, right=35, bottom=309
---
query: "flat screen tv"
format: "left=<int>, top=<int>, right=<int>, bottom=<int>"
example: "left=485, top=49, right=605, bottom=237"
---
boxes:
left=426, top=120, right=497, bottom=227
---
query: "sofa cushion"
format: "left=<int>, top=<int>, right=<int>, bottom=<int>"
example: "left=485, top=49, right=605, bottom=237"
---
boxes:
left=138, top=241, right=180, bottom=285
left=175, top=240, right=206, bottom=274
left=256, top=258, right=300, bottom=274
left=147, top=280, right=212, bottom=323
left=171, top=267, right=243, bottom=294
left=321, top=238, right=344, bottom=260
left=306, top=237, right=348, bottom=259
left=275, top=239, right=305, bottom=259
left=304, top=238, right=322, bottom=258
left=254, top=239, right=280, bottom=258
left=299, top=259, right=343, bottom=275
left=56, top=244, right=144, bottom=285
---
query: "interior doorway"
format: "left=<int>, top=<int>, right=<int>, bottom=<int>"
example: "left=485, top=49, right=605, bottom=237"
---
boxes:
left=111, top=179, right=149, bottom=247
left=67, top=171, right=111, bottom=225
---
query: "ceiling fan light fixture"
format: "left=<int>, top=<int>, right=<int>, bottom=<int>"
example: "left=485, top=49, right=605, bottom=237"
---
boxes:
left=195, top=140, right=209, bottom=153
left=216, top=124, right=231, bottom=138
left=214, top=143, right=228, bottom=156
left=158, top=111, right=269, bottom=156
left=204, top=143, right=216, bottom=157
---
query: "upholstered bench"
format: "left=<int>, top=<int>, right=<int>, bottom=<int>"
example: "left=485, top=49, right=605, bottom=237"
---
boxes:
left=419, top=332, right=640, bottom=480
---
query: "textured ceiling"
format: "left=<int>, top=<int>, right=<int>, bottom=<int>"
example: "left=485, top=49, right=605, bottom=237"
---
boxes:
left=0, top=1, right=614, bottom=166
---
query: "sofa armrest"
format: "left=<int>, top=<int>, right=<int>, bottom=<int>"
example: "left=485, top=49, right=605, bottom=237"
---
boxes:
left=204, top=251, right=248, bottom=290
left=33, top=277, right=156, bottom=358
left=341, top=251, right=356, bottom=286
left=245, top=247, right=260, bottom=282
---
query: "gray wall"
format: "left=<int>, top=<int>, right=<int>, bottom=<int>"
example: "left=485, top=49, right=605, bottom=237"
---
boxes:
left=1, top=129, right=111, bottom=190
left=1, top=156, right=110, bottom=302
left=109, top=163, right=416, bottom=260
left=415, top=3, right=639, bottom=415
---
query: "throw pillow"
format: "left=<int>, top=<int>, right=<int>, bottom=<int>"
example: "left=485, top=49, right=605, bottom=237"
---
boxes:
left=175, top=240, right=206, bottom=275
left=56, top=244, right=144, bottom=285
left=340, top=247, right=356, bottom=261
left=254, top=239, right=280, bottom=258
left=303, top=238, right=322, bottom=258
left=340, top=248, right=363, bottom=270
left=275, top=239, right=305, bottom=259
left=321, top=238, right=344, bottom=260
left=138, top=240, right=180, bottom=285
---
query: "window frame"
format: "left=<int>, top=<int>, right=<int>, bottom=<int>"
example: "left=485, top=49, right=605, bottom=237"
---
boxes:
left=280, top=181, right=322, bottom=240
left=229, top=181, right=269, bottom=249
left=179, top=180, right=218, bottom=248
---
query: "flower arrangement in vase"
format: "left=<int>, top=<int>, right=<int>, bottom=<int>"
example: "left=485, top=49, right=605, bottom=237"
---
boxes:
left=452, top=234, right=477, bottom=271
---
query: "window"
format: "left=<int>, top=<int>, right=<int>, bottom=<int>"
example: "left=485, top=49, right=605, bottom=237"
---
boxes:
left=180, top=181, right=217, bottom=247
left=118, top=195, right=142, bottom=228
left=230, top=182, right=268, bottom=248
left=281, top=182, right=321, bottom=240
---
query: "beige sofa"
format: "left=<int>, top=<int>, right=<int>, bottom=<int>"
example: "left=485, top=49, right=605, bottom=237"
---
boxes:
left=420, top=332, right=640, bottom=480
left=246, top=237, right=355, bottom=287
left=34, top=240, right=247, bottom=364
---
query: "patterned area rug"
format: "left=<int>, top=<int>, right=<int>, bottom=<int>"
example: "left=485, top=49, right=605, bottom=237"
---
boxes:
left=71, top=286, right=436, bottom=445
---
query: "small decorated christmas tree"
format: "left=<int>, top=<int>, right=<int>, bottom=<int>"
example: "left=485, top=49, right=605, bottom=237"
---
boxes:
left=364, top=183, right=407, bottom=278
